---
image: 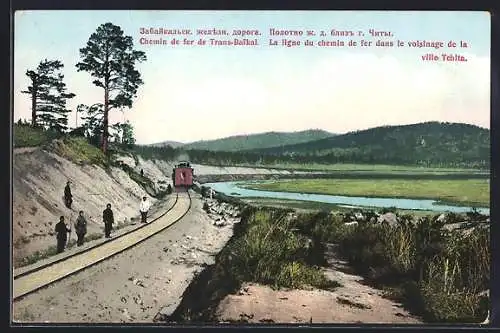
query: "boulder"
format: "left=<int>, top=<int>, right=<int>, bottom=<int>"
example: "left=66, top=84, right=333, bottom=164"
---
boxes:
left=377, top=212, right=398, bottom=227
left=354, top=212, right=364, bottom=221
left=344, top=221, right=358, bottom=227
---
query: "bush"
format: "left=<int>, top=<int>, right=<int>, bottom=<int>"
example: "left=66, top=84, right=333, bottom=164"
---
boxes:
left=225, top=207, right=340, bottom=290
left=13, top=124, right=61, bottom=148
left=45, top=137, right=106, bottom=166
left=336, top=212, right=490, bottom=323
left=276, top=261, right=339, bottom=290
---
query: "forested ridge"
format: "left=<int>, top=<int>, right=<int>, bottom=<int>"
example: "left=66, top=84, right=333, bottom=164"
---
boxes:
left=135, top=122, right=490, bottom=169
left=177, top=129, right=333, bottom=152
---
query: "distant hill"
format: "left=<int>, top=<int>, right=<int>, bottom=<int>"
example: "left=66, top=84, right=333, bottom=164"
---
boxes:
left=181, top=129, right=334, bottom=152
left=244, top=122, right=490, bottom=167
left=148, top=140, right=185, bottom=148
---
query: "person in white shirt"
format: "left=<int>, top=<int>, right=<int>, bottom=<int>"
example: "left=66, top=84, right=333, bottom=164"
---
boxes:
left=140, top=196, right=151, bottom=223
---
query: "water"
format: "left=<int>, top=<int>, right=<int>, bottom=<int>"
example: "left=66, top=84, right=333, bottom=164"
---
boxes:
left=204, top=181, right=490, bottom=215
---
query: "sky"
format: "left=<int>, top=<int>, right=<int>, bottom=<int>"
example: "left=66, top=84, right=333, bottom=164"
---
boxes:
left=13, top=10, right=490, bottom=144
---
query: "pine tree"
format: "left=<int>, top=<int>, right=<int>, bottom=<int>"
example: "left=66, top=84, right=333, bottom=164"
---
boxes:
left=22, top=59, right=76, bottom=132
left=110, top=121, right=136, bottom=148
left=121, top=121, right=136, bottom=147
left=77, top=103, right=104, bottom=147
left=76, top=22, right=147, bottom=155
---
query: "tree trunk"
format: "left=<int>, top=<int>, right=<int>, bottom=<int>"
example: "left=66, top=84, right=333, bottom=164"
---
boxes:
left=103, top=84, right=109, bottom=155
left=31, top=81, right=37, bottom=127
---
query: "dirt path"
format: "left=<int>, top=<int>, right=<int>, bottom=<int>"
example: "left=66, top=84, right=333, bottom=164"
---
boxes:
left=215, top=244, right=422, bottom=324
left=13, top=195, right=240, bottom=323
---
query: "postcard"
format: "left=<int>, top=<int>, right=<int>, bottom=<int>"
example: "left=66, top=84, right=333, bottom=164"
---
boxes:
left=12, top=10, right=491, bottom=325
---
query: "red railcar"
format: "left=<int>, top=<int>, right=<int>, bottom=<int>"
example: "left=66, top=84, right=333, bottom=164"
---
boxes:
left=172, top=161, right=194, bottom=189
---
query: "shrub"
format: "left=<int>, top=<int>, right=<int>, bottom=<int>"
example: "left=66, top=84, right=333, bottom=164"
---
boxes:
left=13, top=124, right=61, bottom=148
left=226, top=207, right=340, bottom=290
left=45, top=137, right=106, bottom=166
left=337, top=210, right=490, bottom=323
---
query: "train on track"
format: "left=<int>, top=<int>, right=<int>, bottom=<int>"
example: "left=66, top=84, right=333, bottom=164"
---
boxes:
left=172, top=161, right=194, bottom=190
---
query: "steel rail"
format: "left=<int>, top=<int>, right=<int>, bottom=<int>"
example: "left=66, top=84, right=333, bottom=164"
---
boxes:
left=14, top=193, right=179, bottom=279
left=13, top=191, right=192, bottom=301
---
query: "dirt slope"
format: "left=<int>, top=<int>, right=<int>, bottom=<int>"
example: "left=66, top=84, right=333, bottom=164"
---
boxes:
left=215, top=244, right=421, bottom=324
left=13, top=147, right=168, bottom=264
left=115, top=154, right=306, bottom=178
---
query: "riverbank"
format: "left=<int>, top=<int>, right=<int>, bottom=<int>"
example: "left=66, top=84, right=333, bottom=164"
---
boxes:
left=203, top=181, right=489, bottom=215
left=195, top=170, right=488, bottom=185
left=228, top=163, right=487, bottom=175
left=164, top=194, right=489, bottom=324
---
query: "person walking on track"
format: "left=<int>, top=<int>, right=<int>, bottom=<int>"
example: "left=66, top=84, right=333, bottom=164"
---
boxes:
left=140, top=196, right=151, bottom=223
left=74, top=210, right=87, bottom=246
left=55, top=216, right=71, bottom=253
left=103, top=203, right=114, bottom=238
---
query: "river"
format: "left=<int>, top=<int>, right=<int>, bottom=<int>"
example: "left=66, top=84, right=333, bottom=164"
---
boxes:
left=204, top=181, right=490, bottom=215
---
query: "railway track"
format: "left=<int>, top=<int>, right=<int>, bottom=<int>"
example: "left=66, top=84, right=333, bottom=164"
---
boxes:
left=13, top=191, right=192, bottom=301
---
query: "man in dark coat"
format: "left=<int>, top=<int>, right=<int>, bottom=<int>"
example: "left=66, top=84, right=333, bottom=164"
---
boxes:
left=64, top=181, right=73, bottom=209
left=103, top=203, right=114, bottom=238
left=55, top=216, right=71, bottom=253
left=74, top=210, right=87, bottom=246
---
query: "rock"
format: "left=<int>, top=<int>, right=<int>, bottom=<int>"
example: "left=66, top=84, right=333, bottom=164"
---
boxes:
left=369, top=217, right=376, bottom=223
left=377, top=213, right=398, bottom=227
left=213, top=220, right=226, bottom=227
left=128, top=276, right=146, bottom=287
left=153, top=313, right=168, bottom=322
left=170, top=258, right=185, bottom=265
left=354, top=212, right=364, bottom=221
left=120, top=308, right=133, bottom=321
left=133, top=295, right=144, bottom=306
left=479, top=290, right=489, bottom=297
left=436, top=214, right=446, bottom=223
left=336, top=296, right=372, bottom=309
left=344, top=221, right=358, bottom=226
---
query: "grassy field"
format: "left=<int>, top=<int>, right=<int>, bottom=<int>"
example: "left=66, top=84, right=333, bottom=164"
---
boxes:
left=242, top=178, right=490, bottom=207
left=233, top=163, right=488, bottom=175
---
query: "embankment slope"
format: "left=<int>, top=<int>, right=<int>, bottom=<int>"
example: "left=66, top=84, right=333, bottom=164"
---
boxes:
left=13, top=146, right=168, bottom=264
